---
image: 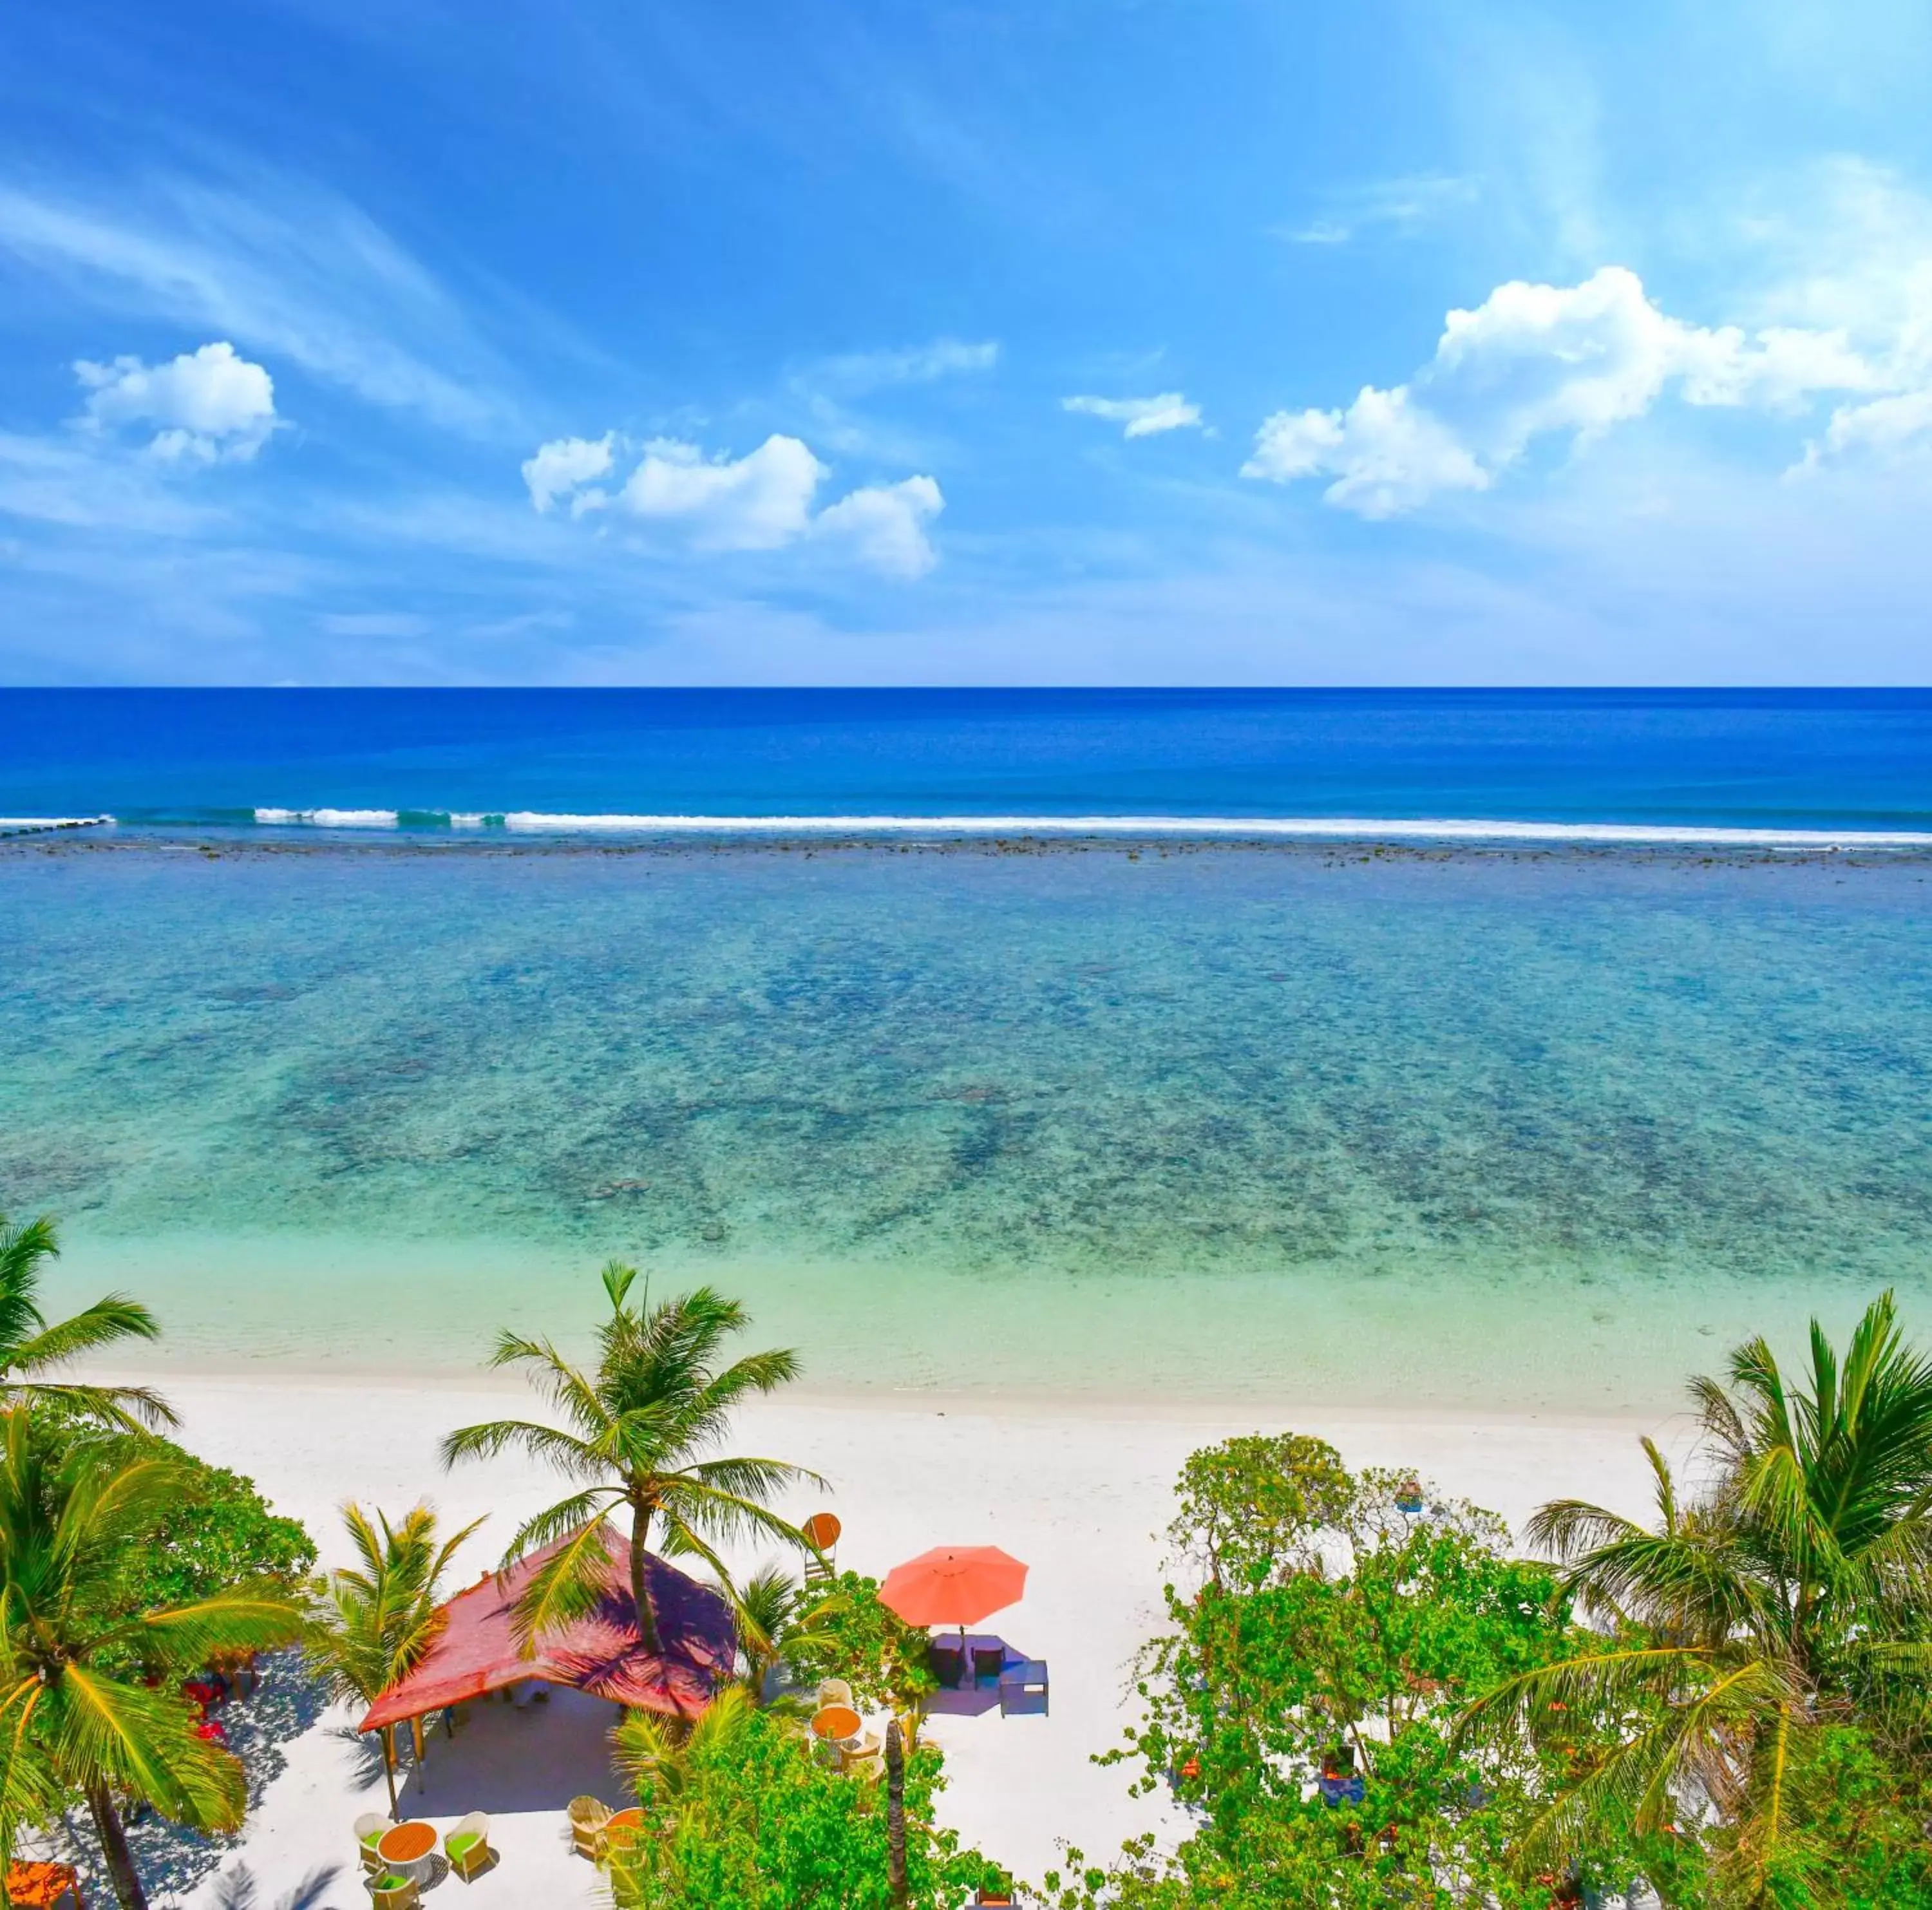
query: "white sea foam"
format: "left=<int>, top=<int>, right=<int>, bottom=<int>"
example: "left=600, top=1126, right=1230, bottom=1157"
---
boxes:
left=488, top=811, right=1931, bottom=846
left=221, top=806, right=1932, bottom=846
left=254, top=808, right=402, bottom=828
left=0, top=815, right=110, bottom=835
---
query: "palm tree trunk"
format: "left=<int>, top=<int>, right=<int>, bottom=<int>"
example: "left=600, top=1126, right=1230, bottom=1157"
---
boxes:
left=381, top=1726, right=399, bottom=1815
left=86, top=1781, right=147, bottom=1910
left=630, top=1500, right=663, bottom=1656
left=885, top=1717, right=907, bottom=1907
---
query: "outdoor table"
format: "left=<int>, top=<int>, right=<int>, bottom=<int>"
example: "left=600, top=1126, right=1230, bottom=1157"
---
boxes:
left=604, top=1807, right=644, bottom=1849
left=811, top=1704, right=862, bottom=1746
left=377, top=1819, right=439, bottom=1883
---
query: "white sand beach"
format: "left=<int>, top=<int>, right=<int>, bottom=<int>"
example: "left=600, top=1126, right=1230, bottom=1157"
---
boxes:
left=60, top=1372, right=1677, bottom=1907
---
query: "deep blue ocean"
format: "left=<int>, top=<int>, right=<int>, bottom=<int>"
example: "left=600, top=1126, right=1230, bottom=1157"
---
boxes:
left=4, top=688, right=1929, bottom=1409
left=4, top=687, right=1931, bottom=834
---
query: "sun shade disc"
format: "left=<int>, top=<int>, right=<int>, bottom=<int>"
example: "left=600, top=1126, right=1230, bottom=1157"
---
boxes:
left=876, top=1546, right=1028, bottom=1627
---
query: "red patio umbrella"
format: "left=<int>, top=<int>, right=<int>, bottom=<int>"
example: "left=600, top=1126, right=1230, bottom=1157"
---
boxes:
left=878, top=1546, right=1028, bottom=1631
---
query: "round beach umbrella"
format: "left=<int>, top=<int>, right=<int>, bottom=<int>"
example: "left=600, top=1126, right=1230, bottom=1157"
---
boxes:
left=878, top=1545, right=1028, bottom=1629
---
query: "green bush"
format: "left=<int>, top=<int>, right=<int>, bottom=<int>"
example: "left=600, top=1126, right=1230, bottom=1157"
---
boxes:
left=610, top=1697, right=997, bottom=1909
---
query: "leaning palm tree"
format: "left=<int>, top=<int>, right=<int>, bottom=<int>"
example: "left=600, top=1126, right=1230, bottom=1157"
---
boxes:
left=442, top=1263, right=823, bottom=1654
left=1461, top=1291, right=1932, bottom=1905
left=0, top=1404, right=304, bottom=1909
left=305, top=1502, right=482, bottom=1815
left=0, top=1212, right=173, bottom=1431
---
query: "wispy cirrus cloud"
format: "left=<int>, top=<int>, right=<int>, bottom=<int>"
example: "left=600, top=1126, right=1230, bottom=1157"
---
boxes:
left=1062, top=392, right=1204, bottom=438
left=806, top=336, right=999, bottom=396
left=0, top=171, right=512, bottom=433
left=1278, top=172, right=1480, bottom=245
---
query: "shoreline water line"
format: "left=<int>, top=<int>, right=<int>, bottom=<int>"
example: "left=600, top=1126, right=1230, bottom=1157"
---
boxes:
left=8, top=808, right=1932, bottom=847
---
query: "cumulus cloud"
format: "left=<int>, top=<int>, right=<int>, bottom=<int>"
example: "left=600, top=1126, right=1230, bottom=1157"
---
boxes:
left=524, top=430, right=943, bottom=574
left=1063, top=392, right=1203, bottom=438
left=811, top=475, right=944, bottom=578
left=621, top=435, right=825, bottom=551
left=1248, top=388, right=1488, bottom=516
left=1244, top=266, right=1891, bottom=516
left=74, top=341, right=276, bottom=462
left=1806, top=388, right=1932, bottom=466
left=521, top=433, right=614, bottom=513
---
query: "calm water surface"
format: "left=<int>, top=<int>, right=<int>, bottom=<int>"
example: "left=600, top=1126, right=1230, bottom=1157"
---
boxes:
left=5, top=837, right=1927, bottom=1410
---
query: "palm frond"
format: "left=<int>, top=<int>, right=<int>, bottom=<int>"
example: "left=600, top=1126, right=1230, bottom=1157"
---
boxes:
left=10, top=1296, right=162, bottom=1370
left=506, top=1517, right=619, bottom=1650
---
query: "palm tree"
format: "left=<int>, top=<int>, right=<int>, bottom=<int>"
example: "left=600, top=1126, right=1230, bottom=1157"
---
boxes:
left=0, top=1213, right=173, bottom=1432
left=0, top=1405, right=304, bottom=1909
left=730, top=1562, right=849, bottom=1702
left=441, top=1263, right=824, bottom=1654
left=305, top=1503, right=482, bottom=1815
left=606, top=1685, right=755, bottom=1896
left=1461, top=1291, right=1932, bottom=1904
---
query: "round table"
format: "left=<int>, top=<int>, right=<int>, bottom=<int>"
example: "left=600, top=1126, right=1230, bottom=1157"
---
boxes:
left=811, top=1704, right=862, bottom=1745
left=377, top=1820, right=438, bottom=1883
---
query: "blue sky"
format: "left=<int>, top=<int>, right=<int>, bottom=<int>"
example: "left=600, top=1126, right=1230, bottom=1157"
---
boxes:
left=3, top=0, right=1931, bottom=684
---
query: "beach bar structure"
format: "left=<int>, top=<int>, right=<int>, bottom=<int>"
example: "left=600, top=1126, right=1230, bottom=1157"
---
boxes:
left=359, top=1522, right=737, bottom=1744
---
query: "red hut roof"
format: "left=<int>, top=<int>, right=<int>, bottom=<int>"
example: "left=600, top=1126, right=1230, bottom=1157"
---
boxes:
left=358, top=1523, right=735, bottom=1731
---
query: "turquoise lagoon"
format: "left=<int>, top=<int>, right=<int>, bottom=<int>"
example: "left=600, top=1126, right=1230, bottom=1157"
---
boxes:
left=3, top=837, right=1929, bottom=1412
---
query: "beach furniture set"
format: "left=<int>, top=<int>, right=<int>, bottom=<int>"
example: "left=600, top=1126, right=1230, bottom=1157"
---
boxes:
left=873, top=1541, right=1049, bottom=1718
left=567, top=1795, right=652, bottom=1871
left=355, top=1811, right=497, bottom=1902
left=808, top=1679, right=885, bottom=1774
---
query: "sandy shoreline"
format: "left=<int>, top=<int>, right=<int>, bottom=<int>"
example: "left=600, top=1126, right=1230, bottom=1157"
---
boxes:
left=63, top=1368, right=1674, bottom=1904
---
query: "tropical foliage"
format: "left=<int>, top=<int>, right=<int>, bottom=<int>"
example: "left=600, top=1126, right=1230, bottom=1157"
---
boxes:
left=1463, top=1289, right=1932, bottom=1908
left=0, top=1406, right=305, bottom=1909
left=1042, top=1432, right=1604, bottom=1909
left=0, top=1213, right=172, bottom=1432
left=442, top=1263, right=822, bottom=1652
left=304, top=1502, right=482, bottom=1814
left=81, top=1436, right=316, bottom=1617
left=781, top=1569, right=940, bottom=1717
left=605, top=1684, right=999, bottom=1909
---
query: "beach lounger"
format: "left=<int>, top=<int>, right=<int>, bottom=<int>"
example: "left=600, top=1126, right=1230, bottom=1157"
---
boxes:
left=972, top=1644, right=1005, bottom=1687
left=998, top=1659, right=1048, bottom=1716
left=444, top=1811, right=495, bottom=1881
left=928, top=1640, right=965, bottom=1687
left=354, top=1813, right=397, bottom=1874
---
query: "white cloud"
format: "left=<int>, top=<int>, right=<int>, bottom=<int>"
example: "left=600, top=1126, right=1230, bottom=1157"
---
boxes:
left=810, top=338, right=999, bottom=395
left=811, top=475, right=944, bottom=577
left=73, top=341, right=277, bottom=462
left=0, top=175, right=507, bottom=431
left=1805, top=388, right=1932, bottom=466
left=621, top=434, right=826, bottom=551
left=1062, top=392, right=1204, bottom=437
left=1247, top=388, right=1488, bottom=518
left=524, top=430, right=944, bottom=574
left=1280, top=173, right=1481, bottom=245
left=1245, top=265, right=1893, bottom=515
left=522, top=433, right=614, bottom=513
left=316, top=610, right=430, bottom=638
